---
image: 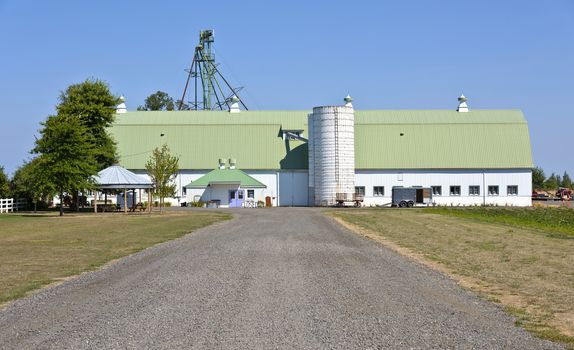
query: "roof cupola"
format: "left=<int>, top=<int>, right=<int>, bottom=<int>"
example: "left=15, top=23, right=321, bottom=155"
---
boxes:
left=457, top=94, right=469, bottom=112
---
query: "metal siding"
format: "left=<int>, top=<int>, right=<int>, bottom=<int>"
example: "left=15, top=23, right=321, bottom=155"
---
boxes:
left=111, top=124, right=307, bottom=170
left=111, top=109, right=533, bottom=170
left=355, top=124, right=533, bottom=169
left=279, top=171, right=309, bottom=206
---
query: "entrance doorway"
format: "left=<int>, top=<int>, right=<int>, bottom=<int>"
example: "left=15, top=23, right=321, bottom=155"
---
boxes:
left=229, top=189, right=245, bottom=208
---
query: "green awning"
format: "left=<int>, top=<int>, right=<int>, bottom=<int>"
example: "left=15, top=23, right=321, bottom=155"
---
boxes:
left=185, top=168, right=266, bottom=189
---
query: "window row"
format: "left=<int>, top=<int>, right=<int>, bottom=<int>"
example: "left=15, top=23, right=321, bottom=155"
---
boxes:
left=353, top=186, right=519, bottom=197
left=434, top=185, right=518, bottom=196
left=354, top=186, right=385, bottom=197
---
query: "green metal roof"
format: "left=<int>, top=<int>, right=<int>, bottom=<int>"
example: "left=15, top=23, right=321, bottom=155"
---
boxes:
left=109, top=109, right=533, bottom=170
left=185, top=168, right=266, bottom=188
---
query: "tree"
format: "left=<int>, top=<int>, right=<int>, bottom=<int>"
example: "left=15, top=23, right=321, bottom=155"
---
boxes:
left=10, top=158, right=55, bottom=212
left=138, top=91, right=175, bottom=111
left=56, top=79, right=121, bottom=169
left=532, top=167, right=545, bottom=190
left=145, top=144, right=179, bottom=211
left=175, top=99, right=191, bottom=110
left=561, top=171, right=572, bottom=189
left=33, top=114, right=98, bottom=216
left=544, top=173, right=559, bottom=190
left=0, top=166, right=10, bottom=198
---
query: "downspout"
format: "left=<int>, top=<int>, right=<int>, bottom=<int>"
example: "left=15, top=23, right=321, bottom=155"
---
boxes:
left=483, top=169, right=486, bottom=206
left=276, top=171, right=280, bottom=207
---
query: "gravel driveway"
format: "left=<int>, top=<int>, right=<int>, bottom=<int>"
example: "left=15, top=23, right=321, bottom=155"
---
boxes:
left=0, top=208, right=562, bottom=349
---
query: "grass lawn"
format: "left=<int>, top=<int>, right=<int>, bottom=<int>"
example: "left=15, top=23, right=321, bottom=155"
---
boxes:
left=0, top=211, right=231, bottom=305
left=331, top=208, right=574, bottom=348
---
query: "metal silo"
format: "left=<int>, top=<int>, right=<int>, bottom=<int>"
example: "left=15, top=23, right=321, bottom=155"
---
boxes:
left=310, top=102, right=355, bottom=206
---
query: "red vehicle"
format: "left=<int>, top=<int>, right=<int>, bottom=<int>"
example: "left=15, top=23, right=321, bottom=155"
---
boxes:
left=555, top=188, right=573, bottom=200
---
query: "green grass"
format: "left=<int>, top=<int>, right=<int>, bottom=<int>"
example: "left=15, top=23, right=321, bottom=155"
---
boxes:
left=426, top=206, right=574, bottom=238
left=0, top=211, right=231, bottom=304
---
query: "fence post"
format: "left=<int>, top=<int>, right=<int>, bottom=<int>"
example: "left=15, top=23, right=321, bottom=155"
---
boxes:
left=0, top=198, right=14, bottom=213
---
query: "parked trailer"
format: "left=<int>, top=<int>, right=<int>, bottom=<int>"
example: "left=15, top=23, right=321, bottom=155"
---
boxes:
left=335, top=193, right=364, bottom=207
left=392, top=187, right=432, bottom=208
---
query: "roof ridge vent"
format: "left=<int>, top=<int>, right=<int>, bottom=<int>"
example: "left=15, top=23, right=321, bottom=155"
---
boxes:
left=229, top=95, right=241, bottom=114
left=457, top=94, right=469, bottom=113
left=116, top=96, right=127, bottom=114
left=344, top=94, right=353, bottom=108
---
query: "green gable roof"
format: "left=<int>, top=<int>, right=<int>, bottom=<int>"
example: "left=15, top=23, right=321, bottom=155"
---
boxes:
left=185, top=168, right=266, bottom=188
left=109, top=109, right=533, bottom=170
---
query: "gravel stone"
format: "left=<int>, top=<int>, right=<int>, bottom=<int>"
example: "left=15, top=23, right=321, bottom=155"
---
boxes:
left=0, top=208, right=563, bottom=349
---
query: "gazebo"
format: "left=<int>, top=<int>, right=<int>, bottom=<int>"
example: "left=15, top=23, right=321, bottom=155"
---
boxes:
left=93, top=165, right=154, bottom=213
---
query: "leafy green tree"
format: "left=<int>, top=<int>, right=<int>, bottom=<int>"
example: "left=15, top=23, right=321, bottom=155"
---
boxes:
left=56, top=79, right=121, bottom=169
left=0, top=166, right=10, bottom=198
left=532, top=167, right=545, bottom=190
left=561, top=171, right=572, bottom=189
left=544, top=173, right=559, bottom=190
left=33, top=115, right=98, bottom=216
left=145, top=144, right=179, bottom=211
left=10, top=158, right=55, bottom=212
left=138, top=91, right=175, bottom=111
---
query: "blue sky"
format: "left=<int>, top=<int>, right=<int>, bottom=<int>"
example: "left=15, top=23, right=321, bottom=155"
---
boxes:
left=0, top=0, right=573, bottom=177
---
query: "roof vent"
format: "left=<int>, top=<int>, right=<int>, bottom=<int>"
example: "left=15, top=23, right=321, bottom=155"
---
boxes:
left=229, top=158, right=237, bottom=169
left=344, top=94, right=353, bottom=108
left=218, top=158, right=226, bottom=169
left=229, top=95, right=241, bottom=114
left=116, top=96, right=127, bottom=114
left=457, top=94, right=469, bottom=113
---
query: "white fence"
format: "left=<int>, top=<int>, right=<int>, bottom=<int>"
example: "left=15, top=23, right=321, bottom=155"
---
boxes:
left=0, top=198, right=14, bottom=213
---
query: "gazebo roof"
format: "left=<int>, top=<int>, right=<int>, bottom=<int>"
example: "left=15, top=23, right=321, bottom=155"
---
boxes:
left=94, top=165, right=153, bottom=189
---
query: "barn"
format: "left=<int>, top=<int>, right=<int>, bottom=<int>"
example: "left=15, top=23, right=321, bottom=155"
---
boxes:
left=109, top=95, right=533, bottom=207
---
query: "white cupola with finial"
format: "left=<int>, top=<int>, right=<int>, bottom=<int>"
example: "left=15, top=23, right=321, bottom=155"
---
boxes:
left=116, top=96, right=127, bottom=114
left=229, top=95, right=241, bottom=114
left=344, top=94, right=353, bottom=108
left=457, top=94, right=469, bottom=113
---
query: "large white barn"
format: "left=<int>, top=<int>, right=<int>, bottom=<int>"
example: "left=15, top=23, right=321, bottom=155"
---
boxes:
left=109, top=96, right=533, bottom=207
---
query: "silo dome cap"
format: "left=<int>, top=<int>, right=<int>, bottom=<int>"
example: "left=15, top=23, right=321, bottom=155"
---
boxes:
left=230, top=95, right=240, bottom=103
left=458, top=94, right=467, bottom=102
left=344, top=94, right=353, bottom=103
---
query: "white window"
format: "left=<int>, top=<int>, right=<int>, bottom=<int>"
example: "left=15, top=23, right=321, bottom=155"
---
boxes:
left=397, top=173, right=403, bottom=181
left=507, top=186, right=518, bottom=196
left=373, top=186, right=384, bottom=196
left=450, top=186, right=461, bottom=196
left=355, top=186, right=365, bottom=196
left=431, top=186, right=442, bottom=196
left=469, top=186, right=480, bottom=196
left=247, top=190, right=255, bottom=199
left=488, top=186, right=499, bottom=196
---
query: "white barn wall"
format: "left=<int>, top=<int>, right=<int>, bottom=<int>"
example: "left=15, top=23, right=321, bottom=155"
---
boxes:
left=355, top=169, right=532, bottom=207
left=133, top=169, right=531, bottom=207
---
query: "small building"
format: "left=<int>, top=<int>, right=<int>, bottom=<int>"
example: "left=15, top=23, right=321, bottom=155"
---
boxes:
left=109, top=96, right=533, bottom=207
left=184, top=160, right=267, bottom=208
